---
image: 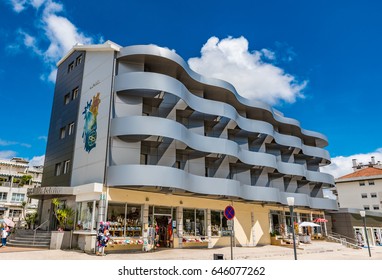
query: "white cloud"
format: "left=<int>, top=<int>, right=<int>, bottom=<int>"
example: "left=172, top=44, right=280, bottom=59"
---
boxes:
left=0, top=138, right=31, bottom=148
left=0, top=150, right=17, bottom=159
left=8, top=0, right=97, bottom=81
left=320, top=148, right=382, bottom=179
left=188, top=36, right=307, bottom=105
left=28, top=155, right=45, bottom=166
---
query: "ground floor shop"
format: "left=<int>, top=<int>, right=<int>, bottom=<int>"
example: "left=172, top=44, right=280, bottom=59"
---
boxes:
left=28, top=183, right=327, bottom=252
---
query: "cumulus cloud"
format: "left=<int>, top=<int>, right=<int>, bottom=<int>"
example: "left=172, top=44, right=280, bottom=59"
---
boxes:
left=8, top=0, right=98, bottom=81
left=320, top=148, right=382, bottom=179
left=0, top=138, right=31, bottom=148
left=188, top=36, right=307, bottom=105
left=28, top=155, right=45, bottom=166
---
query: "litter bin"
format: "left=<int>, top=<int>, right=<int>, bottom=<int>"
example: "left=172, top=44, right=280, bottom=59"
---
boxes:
left=213, top=254, right=224, bottom=260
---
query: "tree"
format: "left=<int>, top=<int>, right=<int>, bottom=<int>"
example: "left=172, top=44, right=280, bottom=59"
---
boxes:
left=52, top=198, right=75, bottom=231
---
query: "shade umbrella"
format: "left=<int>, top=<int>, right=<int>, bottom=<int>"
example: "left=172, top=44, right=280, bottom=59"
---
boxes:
left=299, top=221, right=321, bottom=227
left=0, top=218, right=15, bottom=227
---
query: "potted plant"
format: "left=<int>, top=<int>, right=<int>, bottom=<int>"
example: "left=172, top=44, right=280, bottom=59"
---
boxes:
left=52, top=198, right=75, bottom=231
left=25, top=212, right=38, bottom=230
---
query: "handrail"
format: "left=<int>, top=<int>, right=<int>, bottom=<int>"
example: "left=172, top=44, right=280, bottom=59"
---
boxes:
left=326, top=234, right=363, bottom=249
left=329, top=231, right=359, bottom=244
left=33, top=219, right=49, bottom=245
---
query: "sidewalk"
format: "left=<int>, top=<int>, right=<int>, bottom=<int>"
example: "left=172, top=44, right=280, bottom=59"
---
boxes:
left=1, top=240, right=382, bottom=260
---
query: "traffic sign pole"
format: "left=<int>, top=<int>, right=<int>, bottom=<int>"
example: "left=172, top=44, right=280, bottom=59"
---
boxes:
left=224, top=205, right=235, bottom=260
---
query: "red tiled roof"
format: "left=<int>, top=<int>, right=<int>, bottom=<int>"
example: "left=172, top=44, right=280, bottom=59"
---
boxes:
left=339, top=167, right=382, bottom=179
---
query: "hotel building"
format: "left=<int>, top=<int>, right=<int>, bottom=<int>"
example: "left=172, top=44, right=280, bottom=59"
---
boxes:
left=28, top=41, right=337, bottom=252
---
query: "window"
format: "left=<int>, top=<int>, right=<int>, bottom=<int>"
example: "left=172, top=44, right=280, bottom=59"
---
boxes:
left=0, top=192, right=7, bottom=201
left=60, top=127, right=66, bottom=139
left=64, top=93, right=71, bottom=105
left=361, top=193, right=368, bottom=198
left=364, top=205, right=370, bottom=210
left=63, top=160, right=70, bottom=174
left=72, top=87, right=79, bottom=100
left=68, top=122, right=75, bottom=135
left=76, top=201, right=99, bottom=231
left=371, top=193, right=377, bottom=198
left=140, top=154, right=148, bottom=165
left=9, top=209, right=22, bottom=218
left=11, top=193, right=25, bottom=202
left=369, top=181, right=375, bottom=186
left=183, top=208, right=206, bottom=236
left=55, top=163, right=62, bottom=176
left=359, top=181, right=365, bottom=186
left=373, top=205, right=380, bottom=210
left=75, top=55, right=82, bottom=66
left=68, top=62, right=74, bottom=73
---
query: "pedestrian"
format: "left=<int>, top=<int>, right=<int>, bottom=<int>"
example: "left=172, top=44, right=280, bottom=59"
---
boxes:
left=1, top=224, right=8, bottom=247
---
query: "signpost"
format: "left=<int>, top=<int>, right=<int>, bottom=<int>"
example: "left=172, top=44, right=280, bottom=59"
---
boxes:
left=224, top=205, right=235, bottom=260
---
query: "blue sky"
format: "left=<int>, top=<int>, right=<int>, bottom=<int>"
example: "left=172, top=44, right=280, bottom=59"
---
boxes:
left=1, top=0, right=382, bottom=178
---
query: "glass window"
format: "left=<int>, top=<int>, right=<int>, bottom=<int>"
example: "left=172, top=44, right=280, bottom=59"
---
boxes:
left=55, top=163, right=61, bottom=176
left=371, top=193, right=377, bottom=198
left=60, top=127, right=66, bottom=139
left=183, top=208, right=206, bottom=236
left=68, top=62, right=74, bottom=73
left=11, top=193, right=25, bottom=202
left=63, top=160, right=70, bottom=174
left=76, top=201, right=98, bottom=230
left=359, top=181, right=365, bottom=186
left=364, top=205, right=370, bottom=210
left=64, top=93, right=70, bottom=105
left=75, top=55, right=82, bottom=66
left=107, top=203, right=142, bottom=237
left=369, top=181, right=375, bottom=186
left=211, top=210, right=221, bottom=236
left=0, top=192, right=7, bottom=201
left=361, top=193, right=368, bottom=198
left=373, top=205, right=380, bottom=210
left=72, top=87, right=79, bottom=100
left=9, top=209, right=22, bottom=218
left=68, top=122, right=75, bottom=135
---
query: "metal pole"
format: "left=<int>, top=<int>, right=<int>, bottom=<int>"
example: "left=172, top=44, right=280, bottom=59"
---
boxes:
left=230, top=219, right=234, bottom=260
left=289, top=206, right=297, bottom=260
left=363, top=217, right=372, bottom=257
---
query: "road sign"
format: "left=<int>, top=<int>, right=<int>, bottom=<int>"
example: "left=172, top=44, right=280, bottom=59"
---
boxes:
left=224, top=205, right=235, bottom=220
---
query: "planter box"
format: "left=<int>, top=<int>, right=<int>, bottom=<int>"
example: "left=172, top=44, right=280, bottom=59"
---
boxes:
left=50, top=231, right=72, bottom=250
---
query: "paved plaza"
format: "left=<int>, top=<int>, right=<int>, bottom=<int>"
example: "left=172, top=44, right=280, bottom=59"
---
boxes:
left=1, top=240, right=382, bottom=260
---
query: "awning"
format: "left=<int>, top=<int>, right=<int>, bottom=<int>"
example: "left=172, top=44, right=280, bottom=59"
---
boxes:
left=299, top=221, right=321, bottom=227
left=313, top=218, right=328, bottom=223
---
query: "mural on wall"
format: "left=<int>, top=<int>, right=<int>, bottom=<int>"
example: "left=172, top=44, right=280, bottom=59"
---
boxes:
left=82, top=92, right=101, bottom=153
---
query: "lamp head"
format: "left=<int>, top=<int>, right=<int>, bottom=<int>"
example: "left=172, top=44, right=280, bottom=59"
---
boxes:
left=360, top=210, right=366, bottom=217
left=287, top=197, right=295, bottom=207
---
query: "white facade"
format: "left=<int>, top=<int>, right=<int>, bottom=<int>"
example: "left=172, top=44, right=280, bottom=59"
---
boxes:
left=0, top=157, right=42, bottom=222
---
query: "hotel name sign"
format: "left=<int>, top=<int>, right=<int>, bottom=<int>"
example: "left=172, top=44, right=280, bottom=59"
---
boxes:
left=27, top=187, right=73, bottom=196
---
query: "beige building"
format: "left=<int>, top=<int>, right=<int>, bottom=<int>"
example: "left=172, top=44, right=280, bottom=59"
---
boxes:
left=0, top=157, right=42, bottom=223
left=335, top=157, right=382, bottom=212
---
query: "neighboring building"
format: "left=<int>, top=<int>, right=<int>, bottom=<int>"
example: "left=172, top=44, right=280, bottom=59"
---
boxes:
left=334, top=157, right=382, bottom=212
left=329, top=157, right=382, bottom=246
left=28, top=41, right=336, bottom=252
left=0, top=157, right=42, bottom=222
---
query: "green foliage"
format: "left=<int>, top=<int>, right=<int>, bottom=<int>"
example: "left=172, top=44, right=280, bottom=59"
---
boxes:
left=25, top=211, right=38, bottom=228
left=52, top=198, right=75, bottom=230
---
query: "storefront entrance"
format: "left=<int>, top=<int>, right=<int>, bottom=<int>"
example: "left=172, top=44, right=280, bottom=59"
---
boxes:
left=149, top=206, right=174, bottom=248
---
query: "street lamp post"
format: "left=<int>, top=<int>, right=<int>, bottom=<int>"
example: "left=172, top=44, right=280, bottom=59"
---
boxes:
left=287, top=197, right=297, bottom=260
left=360, top=210, right=371, bottom=257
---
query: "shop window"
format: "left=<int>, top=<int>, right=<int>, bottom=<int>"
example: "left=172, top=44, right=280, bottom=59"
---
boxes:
left=76, top=201, right=98, bottom=230
left=361, top=193, right=368, bottom=199
left=183, top=208, right=206, bottom=236
left=211, top=210, right=221, bottom=236
left=107, top=203, right=142, bottom=237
